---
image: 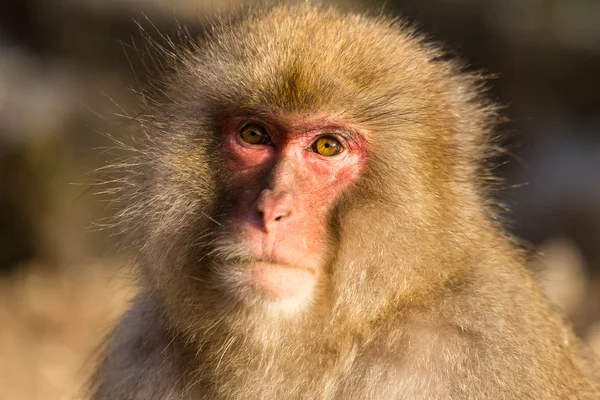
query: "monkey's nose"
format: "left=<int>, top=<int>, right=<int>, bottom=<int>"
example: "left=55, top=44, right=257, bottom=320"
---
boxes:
left=255, top=190, right=294, bottom=231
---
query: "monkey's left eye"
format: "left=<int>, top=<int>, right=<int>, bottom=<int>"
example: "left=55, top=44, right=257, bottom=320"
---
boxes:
left=239, top=124, right=271, bottom=145
left=311, top=136, right=344, bottom=157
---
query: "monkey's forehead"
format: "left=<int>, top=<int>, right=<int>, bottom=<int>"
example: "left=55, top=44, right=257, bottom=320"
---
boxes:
left=177, top=4, right=452, bottom=125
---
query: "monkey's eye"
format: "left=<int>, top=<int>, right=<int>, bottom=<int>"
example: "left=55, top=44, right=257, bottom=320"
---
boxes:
left=239, top=124, right=271, bottom=145
left=311, top=136, right=343, bottom=157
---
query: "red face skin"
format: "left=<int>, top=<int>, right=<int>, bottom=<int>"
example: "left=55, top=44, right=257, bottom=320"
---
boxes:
left=221, top=114, right=368, bottom=303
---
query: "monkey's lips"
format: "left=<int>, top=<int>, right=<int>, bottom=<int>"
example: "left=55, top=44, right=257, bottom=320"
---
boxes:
left=245, top=261, right=317, bottom=300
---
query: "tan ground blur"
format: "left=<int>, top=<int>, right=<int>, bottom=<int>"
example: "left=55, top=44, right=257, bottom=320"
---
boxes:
left=0, top=261, right=134, bottom=400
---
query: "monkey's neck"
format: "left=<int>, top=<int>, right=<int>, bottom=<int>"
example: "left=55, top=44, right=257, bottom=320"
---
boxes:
left=145, top=292, right=356, bottom=399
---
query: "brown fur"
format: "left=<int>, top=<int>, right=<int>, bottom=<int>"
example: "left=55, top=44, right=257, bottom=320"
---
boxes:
left=91, top=4, right=600, bottom=399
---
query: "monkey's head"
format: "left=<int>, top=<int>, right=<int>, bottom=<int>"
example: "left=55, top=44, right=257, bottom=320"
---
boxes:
left=121, top=4, right=498, bottom=339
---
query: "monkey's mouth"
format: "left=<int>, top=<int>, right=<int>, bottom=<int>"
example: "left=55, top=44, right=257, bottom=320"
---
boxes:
left=237, top=258, right=317, bottom=300
left=238, top=256, right=316, bottom=275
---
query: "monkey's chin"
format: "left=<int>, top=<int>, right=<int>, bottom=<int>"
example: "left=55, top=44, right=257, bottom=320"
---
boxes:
left=219, top=260, right=318, bottom=316
left=247, top=262, right=317, bottom=301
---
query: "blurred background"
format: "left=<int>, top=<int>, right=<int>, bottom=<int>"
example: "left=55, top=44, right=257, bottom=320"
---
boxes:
left=0, top=0, right=599, bottom=398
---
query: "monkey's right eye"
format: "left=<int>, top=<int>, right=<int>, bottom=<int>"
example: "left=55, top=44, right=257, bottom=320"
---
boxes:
left=239, top=124, right=271, bottom=145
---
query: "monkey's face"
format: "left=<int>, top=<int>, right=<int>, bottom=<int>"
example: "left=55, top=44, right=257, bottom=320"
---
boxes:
left=128, top=5, right=489, bottom=332
left=210, top=114, right=367, bottom=313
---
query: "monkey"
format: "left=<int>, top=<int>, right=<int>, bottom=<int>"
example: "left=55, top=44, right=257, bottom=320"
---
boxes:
left=90, top=4, right=600, bottom=399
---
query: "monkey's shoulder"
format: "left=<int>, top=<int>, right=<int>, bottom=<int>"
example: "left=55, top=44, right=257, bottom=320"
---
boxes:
left=367, top=265, right=600, bottom=398
left=90, top=296, right=190, bottom=400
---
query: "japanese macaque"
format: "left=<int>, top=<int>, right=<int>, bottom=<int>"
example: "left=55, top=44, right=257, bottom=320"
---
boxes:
left=91, top=4, right=600, bottom=399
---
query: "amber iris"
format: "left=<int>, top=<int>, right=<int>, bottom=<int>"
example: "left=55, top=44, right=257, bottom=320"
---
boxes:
left=312, top=136, right=343, bottom=156
left=240, top=124, right=270, bottom=145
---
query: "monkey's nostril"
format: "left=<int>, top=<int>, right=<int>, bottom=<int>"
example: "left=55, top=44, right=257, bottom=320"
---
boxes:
left=275, top=215, right=283, bottom=221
